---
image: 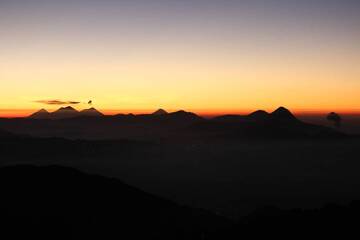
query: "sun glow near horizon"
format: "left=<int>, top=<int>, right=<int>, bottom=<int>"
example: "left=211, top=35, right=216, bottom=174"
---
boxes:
left=1, top=0, right=359, bottom=117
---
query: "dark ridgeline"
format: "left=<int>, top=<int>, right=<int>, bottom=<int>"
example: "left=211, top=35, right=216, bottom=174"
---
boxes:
left=80, top=107, right=104, bottom=117
left=29, top=108, right=51, bottom=119
left=0, top=165, right=359, bottom=239
left=0, top=106, right=346, bottom=140
left=29, top=106, right=104, bottom=120
left=0, top=165, right=229, bottom=240
left=194, top=106, right=345, bottom=139
left=152, top=108, right=168, bottom=115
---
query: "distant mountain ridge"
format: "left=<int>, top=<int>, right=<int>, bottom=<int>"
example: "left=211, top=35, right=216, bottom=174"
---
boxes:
left=51, top=106, right=79, bottom=119
left=213, top=107, right=298, bottom=123
left=29, top=107, right=104, bottom=119
left=17, top=106, right=346, bottom=139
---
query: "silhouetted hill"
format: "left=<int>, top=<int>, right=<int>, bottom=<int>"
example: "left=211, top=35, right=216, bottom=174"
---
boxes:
left=212, top=107, right=297, bottom=124
left=3, top=107, right=347, bottom=140
left=80, top=107, right=104, bottom=117
left=248, top=110, right=269, bottom=121
left=29, top=108, right=51, bottom=119
left=165, top=110, right=203, bottom=122
left=0, top=165, right=229, bottom=240
left=28, top=107, right=104, bottom=120
left=152, top=108, right=168, bottom=115
left=199, top=107, right=345, bottom=139
left=270, top=106, right=298, bottom=122
left=213, top=110, right=270, bottom=123
left=51, top=106, right=80, bottom=119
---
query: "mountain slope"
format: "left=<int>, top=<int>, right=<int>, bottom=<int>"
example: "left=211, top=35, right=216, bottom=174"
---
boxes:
left=270, top=106, right=299, bottom=122
left=80, top=107, right=104, bottom=117
left=196, top=107, right=345, bottom=139
left=152, top=109, right=168, bottom=115
left=51, top=106, right=80, bottom=119
left=29, top=109, right=51, bottom=119
left=0, top=165, right=229, bottom=240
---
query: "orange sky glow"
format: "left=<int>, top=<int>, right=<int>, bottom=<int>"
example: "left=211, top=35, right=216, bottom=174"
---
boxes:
left=1, top=1, right=359, bottom=118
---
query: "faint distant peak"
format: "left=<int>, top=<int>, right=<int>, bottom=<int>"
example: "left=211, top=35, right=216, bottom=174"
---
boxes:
left=152, top=109, right=168, bottom=115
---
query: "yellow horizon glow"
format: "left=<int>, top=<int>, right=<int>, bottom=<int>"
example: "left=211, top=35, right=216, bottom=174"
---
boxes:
left=1, top=2, right=359, bottom=117
left=1, top=106, right=360, bottom=118
left=1, top=51, right=359, bottom=118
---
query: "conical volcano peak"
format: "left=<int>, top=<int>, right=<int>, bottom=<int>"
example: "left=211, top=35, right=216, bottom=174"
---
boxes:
left=274, top=106, right=290, bottom=113
left=152, top=109, right=168, bottom=115
left=271, top=107, right=297, bottom=121
left=60, top=106, right=77, bottom=111
left=29, top=109, right=51, bottom=119
left=37, top=109, right=49, bottom=114
left=272, top=106, right=291, bottom=114
left=80, top=107, right=104, bottom=117
left=51, top=106, right=79, bottom=119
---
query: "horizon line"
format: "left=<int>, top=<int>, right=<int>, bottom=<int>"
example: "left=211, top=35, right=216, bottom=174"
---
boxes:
left=1, top=107, right=360, bottom=118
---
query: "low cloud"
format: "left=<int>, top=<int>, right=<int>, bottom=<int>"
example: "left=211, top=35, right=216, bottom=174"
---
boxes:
left=35, top=100, right=81, bottom=105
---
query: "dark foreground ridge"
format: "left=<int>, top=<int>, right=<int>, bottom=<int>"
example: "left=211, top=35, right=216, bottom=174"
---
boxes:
left=1, top=165, right=360, bottom=239
left=0, top=165, right=229, bottom=240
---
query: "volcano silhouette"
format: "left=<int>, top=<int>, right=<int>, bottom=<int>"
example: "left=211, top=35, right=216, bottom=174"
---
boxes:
left=248, top=110, right=269, bottom=121
left=152, top=109, right=168, bottom=116
left=80, top=107, right=104, bottom=117
left=270, top=107, right=298, bottom=122
left=51, top=106, right=80, bottom=119
left=29, top=109, right=51, bottom=119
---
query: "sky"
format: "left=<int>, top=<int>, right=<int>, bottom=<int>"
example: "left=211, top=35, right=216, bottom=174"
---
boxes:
left=0, top=0, right=359, bottom=117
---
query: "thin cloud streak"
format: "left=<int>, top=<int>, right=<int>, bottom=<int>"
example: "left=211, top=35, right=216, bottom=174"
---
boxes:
left=34, top=100, right=81, bottom=105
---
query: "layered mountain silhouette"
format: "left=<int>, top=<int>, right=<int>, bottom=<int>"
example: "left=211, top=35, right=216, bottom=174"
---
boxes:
left=51, top=106, right=80, bottom=119
left=0, top=165, right=228, bottom=239
left=5, top=106, right=344, bottom=139
left=29, top=106, right=104, bottom=119
left=213, top=107, right=298, bottom=123
left=195, top=107, right=345, bottom=139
